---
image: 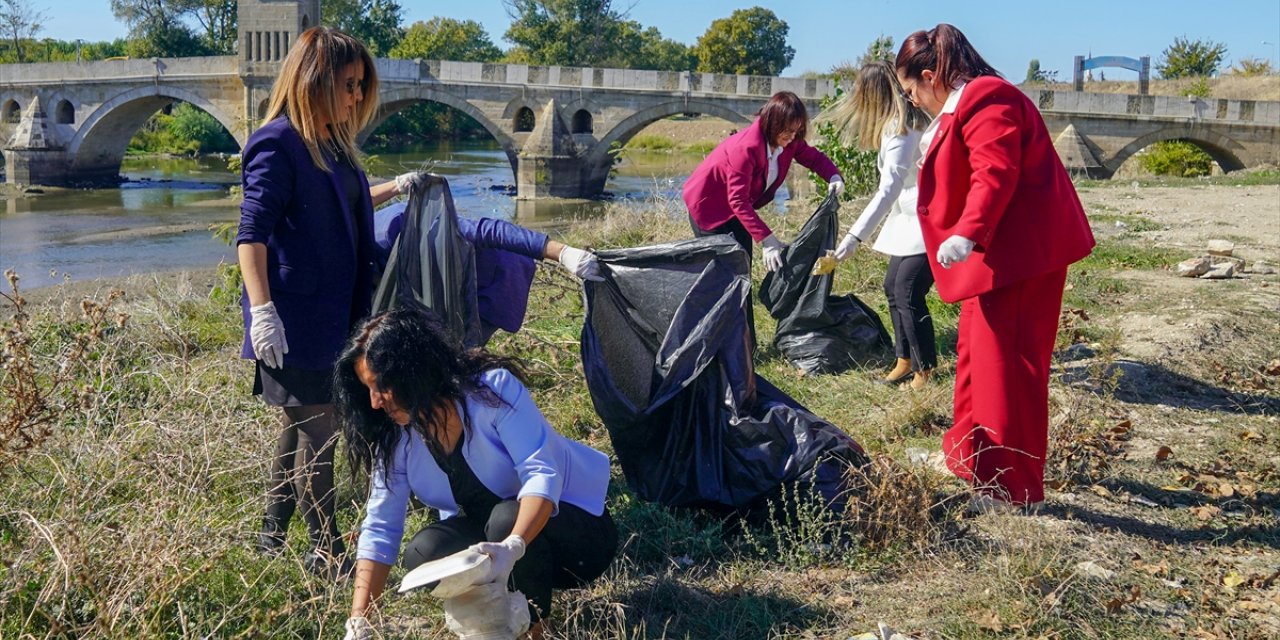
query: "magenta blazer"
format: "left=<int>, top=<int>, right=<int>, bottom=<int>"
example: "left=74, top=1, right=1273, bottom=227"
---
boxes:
left=682, top=119, right=840, bottom=242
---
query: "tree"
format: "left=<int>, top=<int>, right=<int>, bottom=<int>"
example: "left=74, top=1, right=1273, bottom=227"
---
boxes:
left=1023, top=58, right=1057, bottom=84
left=389, top=17, right=501, bottom=61
left=322, top=0, right=404, bottom=57
left=607, top=21, right=695, bottom=71
left=694, top=7, right=794, bottom=76
left=1232, top=56, right=1274, bottom=77
left=110, top=0, right=210, bottom=58
left=180, top=0, right=235, bottom=54
left=503, top=0, right=631, bottom=67
left=0, top=0, right=47, bottom=63
left=857, top=34, right=894, bottom=67
left=1157, top=35, right=1227, bottom=78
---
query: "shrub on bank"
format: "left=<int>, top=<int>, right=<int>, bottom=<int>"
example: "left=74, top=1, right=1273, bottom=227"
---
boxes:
left=1139, top=140, right=1215, bottom=177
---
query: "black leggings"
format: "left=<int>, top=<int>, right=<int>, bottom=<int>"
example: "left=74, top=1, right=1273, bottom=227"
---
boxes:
left=884, top=253, right=937, bottom=371
left=690, top=214, right=757, bottom=345
left=263, top=404, right=343, bottom=551
left=403, top=500, right=618, bottom=622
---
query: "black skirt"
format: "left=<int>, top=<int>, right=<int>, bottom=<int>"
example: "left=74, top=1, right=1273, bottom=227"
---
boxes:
left=253, top=362, right=334, bottom=407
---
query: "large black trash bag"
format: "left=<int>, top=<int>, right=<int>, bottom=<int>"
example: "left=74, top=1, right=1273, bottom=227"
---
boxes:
left=371, top=174, right=483, bottom=347
left=581, top=235, right=870, bottom=513
left=760, top=194, right=892, bottom=375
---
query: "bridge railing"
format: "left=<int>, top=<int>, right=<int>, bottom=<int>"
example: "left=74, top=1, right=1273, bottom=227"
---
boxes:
left=375, top=58, right=835, bottom=100
left=0, top=56, right=238, bottom=84
left=1024, top=88, right=1280, bottom=125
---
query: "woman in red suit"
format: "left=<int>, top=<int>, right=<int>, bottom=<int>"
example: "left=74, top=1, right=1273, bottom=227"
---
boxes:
left=895, top=24, right=1095, bottom=510
left=683, top=91, right=844, bottom=343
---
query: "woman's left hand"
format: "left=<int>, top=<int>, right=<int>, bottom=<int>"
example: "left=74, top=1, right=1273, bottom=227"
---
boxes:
left=827, top=176, right=845, bottom=197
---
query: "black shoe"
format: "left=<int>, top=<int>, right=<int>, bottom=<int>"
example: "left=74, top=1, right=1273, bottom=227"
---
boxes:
left=304, top=548, right=354, bottom=582
left=256, top=519, right=287, bottom=556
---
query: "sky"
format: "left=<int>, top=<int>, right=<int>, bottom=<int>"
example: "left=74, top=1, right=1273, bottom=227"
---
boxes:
left=43, top=1, right=1280, bottom=80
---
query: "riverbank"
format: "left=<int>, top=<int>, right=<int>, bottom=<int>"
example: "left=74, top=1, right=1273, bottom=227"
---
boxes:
left=3, top=177, right=1278, bottom=638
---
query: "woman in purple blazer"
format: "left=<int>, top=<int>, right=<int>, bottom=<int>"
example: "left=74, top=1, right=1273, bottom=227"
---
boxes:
left=236, top=27, right=407, bottom=577
left=682, top=91, right=845, bottom=342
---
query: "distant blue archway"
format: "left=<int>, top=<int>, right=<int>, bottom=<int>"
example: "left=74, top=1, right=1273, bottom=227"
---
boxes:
left=1075, top=55, right=1151, bottom=94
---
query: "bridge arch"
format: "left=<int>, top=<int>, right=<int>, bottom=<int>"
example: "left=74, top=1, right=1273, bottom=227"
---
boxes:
left=364, top=86, right=519, bottom=175
left=1106, top=126, right=1247, bottom=176
left=68, top=85, right=243, bottom=181
left=582, top=100, right=751, bottom=188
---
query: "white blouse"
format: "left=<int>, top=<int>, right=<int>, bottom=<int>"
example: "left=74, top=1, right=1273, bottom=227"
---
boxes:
left=847, top=120, right=925, bottom=257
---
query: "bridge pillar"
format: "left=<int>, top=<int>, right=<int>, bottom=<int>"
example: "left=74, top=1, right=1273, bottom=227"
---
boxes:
left=516, top=99, right=608, bottom=199
left=3, top=96, right=71, bottom=185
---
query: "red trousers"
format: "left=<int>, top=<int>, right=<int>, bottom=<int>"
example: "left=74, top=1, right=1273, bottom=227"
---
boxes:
left=943, top=267, right=1067, bottom=505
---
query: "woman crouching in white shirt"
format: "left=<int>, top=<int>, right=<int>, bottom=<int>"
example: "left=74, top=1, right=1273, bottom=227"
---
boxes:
left=822, top=61, right=937, bottom=390
left=334, top=304, right=616, bottom=639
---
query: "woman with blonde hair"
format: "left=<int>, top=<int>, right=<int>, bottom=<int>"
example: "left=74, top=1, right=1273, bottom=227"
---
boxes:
left=822, top=61, right=936, bottom=389
left=236, top=26, right=413, bottom=577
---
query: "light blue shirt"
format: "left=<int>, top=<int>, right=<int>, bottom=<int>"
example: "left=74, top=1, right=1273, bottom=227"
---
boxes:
left=355, top=368, right=611, bottom=565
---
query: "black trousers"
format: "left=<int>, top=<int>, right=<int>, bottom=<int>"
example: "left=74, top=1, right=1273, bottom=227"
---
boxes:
left=884, top=253, right=938, bottom=371
left=690, top=215, right=757, bottom=346
left=403, top=500, right=618, bottom=622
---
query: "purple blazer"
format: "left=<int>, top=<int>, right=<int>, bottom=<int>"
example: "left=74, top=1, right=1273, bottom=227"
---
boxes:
left=374, top=204, right=547, bottom=335
left=236, top=117, right=378, bottom=370
left=682, top=119, right=839, bottom=242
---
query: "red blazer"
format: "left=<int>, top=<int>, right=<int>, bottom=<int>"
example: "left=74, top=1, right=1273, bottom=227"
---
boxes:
left=916, top=76, right=1095, bottom=303
left=683, top=119, right=840, bottom=242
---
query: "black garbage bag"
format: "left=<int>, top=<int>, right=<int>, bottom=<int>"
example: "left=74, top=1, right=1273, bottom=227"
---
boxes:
left=372, top=174, right=483, bottom=348
left=581, top=235, right=870, bottom=513
left=760, top=194, right=892, bottom=375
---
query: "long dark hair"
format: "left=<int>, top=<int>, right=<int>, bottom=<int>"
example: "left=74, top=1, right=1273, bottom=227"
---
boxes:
left=895, top=23, right=1000, bottom=86
left=333, top=304, right=526, bottom=484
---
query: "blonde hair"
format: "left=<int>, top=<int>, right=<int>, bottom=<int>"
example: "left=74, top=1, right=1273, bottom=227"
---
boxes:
left=819, top=61, right=928, bottom=151
left=263, top=26, right=379, bottom=171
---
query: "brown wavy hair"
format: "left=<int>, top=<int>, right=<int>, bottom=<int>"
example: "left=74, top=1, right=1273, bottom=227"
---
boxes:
left=263, top=26, right=379, bottom=171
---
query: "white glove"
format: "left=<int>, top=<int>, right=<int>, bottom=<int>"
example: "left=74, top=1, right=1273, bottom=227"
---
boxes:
left=393, top=172, right=420, bottom=195
left=343, top=616, right=373, bottom=640
left=760, top=234, right=786, bottom=272
left=827, top=175, right=845, bottom=197
left=469, top=534, right=526, bottom=587
left=557, top=246, right=604, bottom=282
left=249, top=301, right=289, bottom=369
left=936, top=234, right=975, bottom=269
left=834, top=233, right=860, bottom=261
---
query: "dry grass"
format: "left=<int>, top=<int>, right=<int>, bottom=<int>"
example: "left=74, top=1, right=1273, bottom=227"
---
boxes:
left=1036, top=75, right=1280, bottom=101
left=3, top=179, right=1279, bottom=638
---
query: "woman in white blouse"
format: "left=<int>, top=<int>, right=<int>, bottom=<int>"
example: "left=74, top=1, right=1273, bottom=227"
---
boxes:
left=823, top=61, right=936, bottom=389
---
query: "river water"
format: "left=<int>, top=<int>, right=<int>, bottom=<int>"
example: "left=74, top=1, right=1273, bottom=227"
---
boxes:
left=0, top=141, right=805, bottom=289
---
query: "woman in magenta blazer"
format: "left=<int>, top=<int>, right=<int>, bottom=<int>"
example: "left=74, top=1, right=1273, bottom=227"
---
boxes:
left=683, top=91, right=843, bottom=343
left=895, top=24, right=1095, bottom=511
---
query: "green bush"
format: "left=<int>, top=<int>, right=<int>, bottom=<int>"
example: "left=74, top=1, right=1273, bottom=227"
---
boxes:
left=1139, top=140, right=1214, bottom=177
left=127, top=103, right=237, bottom=155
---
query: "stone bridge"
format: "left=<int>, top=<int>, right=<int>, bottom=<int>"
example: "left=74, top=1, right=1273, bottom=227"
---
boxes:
left=0, top=54, right=830, bottom=197
left=0, top=52, right=1276, bottom=195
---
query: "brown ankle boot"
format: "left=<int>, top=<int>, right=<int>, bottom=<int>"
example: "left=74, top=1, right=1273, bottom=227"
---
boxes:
left=909, top=369, right=933, bottom=390
left=879, top=358, right=912, bottom=385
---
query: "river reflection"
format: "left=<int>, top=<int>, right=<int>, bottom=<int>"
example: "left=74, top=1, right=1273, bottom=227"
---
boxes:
left=0, top=141, right=810, bottom=288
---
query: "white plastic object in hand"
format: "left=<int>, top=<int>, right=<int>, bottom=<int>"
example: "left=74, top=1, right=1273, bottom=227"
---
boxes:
left=760, top=234, right=786, bottom=272
left=393, top=172, right=420, bottom=195
left=249, top=301, right=289, bottom=369
left=936, top=234, right=975, bottom=269
left=557, top=246, right=604, bottom=282
left=469, top=534, right=526, bottom=587
left=443, top=582, right=531, bottom=640
left=342, top=616, right=373, bottom=640
left=398, top=548, right=492, bottom=598
left=828, top=175, right=845, bottom=196
left=834, top=233, right=860, bottom=261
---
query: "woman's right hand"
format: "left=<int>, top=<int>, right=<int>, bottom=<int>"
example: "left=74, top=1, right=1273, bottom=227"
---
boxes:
left=343, top=616, right=373, bottom=640
left=834, top=233, right=861, bottom=261
left=249, top=301, right=289, bottom=368
left=760, top=234, right=787, bottom=272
